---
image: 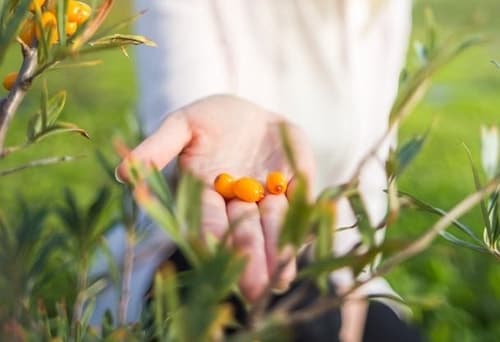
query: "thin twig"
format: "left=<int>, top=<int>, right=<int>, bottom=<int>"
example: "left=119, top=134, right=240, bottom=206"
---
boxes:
left=0, top=46, right=38, bottom=150
left=280, top=177, right=499, bottom=325
left=0, top=155, right=82, bottom=177
left=0, top=143, right=27, bottom=159
left=118, top=228, right=135, bottom=324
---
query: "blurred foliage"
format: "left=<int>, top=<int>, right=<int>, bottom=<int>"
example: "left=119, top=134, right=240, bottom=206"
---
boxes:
left=0, top=0, right=499, bottom=341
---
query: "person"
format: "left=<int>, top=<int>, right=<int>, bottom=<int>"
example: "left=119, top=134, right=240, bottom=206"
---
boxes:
left=91, top=1, right=421, bottom=340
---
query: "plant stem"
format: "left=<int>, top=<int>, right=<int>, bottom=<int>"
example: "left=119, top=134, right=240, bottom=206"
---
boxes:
left=0, top=155, right=81, bottom=177
left=0, top=46, right=38, bottom=151
left=281, top=177, right=500, bottom=325
left=72, top=257, right=89, bottom=332
left=118, top=229, right=135, bottom=325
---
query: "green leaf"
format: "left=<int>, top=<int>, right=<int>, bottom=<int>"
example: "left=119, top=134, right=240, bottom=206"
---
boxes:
left=348, top=194, right=374, bottom=247
left=146, top=166, right=175, bottom=210
left=95, top=150, right=117, bottom=181
left=26, top=112, right=43, bottom=141
left=40, top=80, right=49, bottom=129
left=86, top=187, right=111, bottom=230
left=56, top=0, right=69, bottom=47
left=395, top=133, right=428, bottom=178
left=312, top=200, right=335, bottom=291
left=0, top=0, right=31, bottom=64
left=399, top=190, right=483, bottom=244
left=464, top=144, right=492, bottom=241
left=439, top=231, right=489, bottom=254
left=175, top=172, right=203, bottom=238
left=46, top=90, right=67, bottom=125
left=31, top=121, right=90, bottom=142
left=279, top=174, right=313, bottom=249
left=89, top=33, right=157, bottom=47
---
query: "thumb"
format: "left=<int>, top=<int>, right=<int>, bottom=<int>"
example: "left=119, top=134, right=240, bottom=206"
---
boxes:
left=116, top=111, right=191, bottom=182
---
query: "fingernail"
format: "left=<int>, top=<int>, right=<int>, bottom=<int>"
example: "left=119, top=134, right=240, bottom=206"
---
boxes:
left=114, top=167, right=124, bottom=183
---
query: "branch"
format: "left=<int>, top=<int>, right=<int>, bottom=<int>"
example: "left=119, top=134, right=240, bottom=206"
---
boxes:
left=118, top=227, right=135, bottom=325
left=0, top=155, right=82, bottom=177
left=278, top=177, right=499, bottom=325
left=0, top=46, right=38, bottom=150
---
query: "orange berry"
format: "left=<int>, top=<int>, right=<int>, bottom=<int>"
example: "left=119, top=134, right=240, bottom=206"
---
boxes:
left=66, top=21, right=78, bottom=36
left=233, top=177, right=265, bottom=203
left=36, top=11, right=58, bottom=44
left=266, top=171, right=287, bottom=195
left=19, top=19, right=36, bottom=45
left=3, top=72, right=18, bottom=91
left=29, top=0, right=46, bottom=12
left=67, top=1, right=91, bottom=25
left=214, top=173, right=236, bottom=200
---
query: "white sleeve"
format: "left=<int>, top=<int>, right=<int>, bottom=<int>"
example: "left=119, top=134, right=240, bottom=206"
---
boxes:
left=134, top=0, right=233, bottom=135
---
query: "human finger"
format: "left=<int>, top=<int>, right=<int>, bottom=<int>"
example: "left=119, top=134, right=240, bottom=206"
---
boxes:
left=116, top=111, right=191, bottom=182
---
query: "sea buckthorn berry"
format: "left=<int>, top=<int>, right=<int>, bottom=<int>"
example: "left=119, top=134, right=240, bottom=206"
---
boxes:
left=214, top=173, right=236, bottom=200
left=266, top=171, right=287, bottom=195
left=67, top=1, right=92, bottom=25
left=233, top=177, right=265, bottom=203
left=29, top=0, right=46, bottom=12
left=3, top=72, right=18, bottom=91
left=66, top=21, right=78, bottom=36
left=19, top=19, right=36, bottom=45
left=36, top=11, right=58, bottom=44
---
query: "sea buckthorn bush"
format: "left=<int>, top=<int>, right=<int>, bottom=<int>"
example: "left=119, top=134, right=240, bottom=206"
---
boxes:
left=0, top=1, right=498, bottom=341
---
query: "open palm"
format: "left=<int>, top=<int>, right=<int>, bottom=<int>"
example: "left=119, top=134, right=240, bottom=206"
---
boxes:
left=119, top=95, right=315, bottom=302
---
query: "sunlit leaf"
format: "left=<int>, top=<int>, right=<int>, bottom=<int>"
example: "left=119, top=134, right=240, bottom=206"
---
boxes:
left=348, top=194, right=374, bottom=247
left=31, top=121, right=90, bottom=142
left=46, top=90, right=67, bottom=125
left=279, top=174, right=313, bottom=249
left=89, top=33, right=156, bottom=48
left=175, top=172, right=203, bottom=238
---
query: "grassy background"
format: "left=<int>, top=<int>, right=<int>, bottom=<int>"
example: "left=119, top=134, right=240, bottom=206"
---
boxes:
left=0, top=1, right=499, bottom=341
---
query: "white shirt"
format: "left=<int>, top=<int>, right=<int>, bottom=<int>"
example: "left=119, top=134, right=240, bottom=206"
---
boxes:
left=91, top=0, right=412, bottom=324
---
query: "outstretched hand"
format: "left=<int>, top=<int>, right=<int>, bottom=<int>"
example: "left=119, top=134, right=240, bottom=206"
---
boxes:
left=117, top=95, right=315, bottom=302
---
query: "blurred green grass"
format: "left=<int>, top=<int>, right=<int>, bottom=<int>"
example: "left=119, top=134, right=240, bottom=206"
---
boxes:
left=0, top=1, right=499, bottom=341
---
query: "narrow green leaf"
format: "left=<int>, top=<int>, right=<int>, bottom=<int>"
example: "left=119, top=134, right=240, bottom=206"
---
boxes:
left=86, top=187, right=111, bottom=230
left=312, top=201, right=335, bottom=292
left=399, top=190, right=483, bottom=244
left=439, top=231, right=489, bottom=254
left=94, top=150, right=117, bottom=181
left=34, top=7, right=50, bottom=63
left=47, top=90, right=67, bottom=125
left=56, top=0, right=69, bottom=46
left=348, top=194, right=374, bottom=247
left=89, top=33, right=157, bottom=47
left=26, top=112, right=43, bottom=141
left=313, top=202, right=335, bottom=261
left=146, top=166, right=175, bottom=210
left=0, top=0, right=31, bottom=64
left=41, top=80, right=49, bottom=129
left=176, top=172, right=203, bottom=237
left=395, top=133, right=428, bottom=177
left=31, top=121, right=90, bottom=142
left=279, top=174, right=313, bottom=248
left=464, top=144, right=492, bottom=240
